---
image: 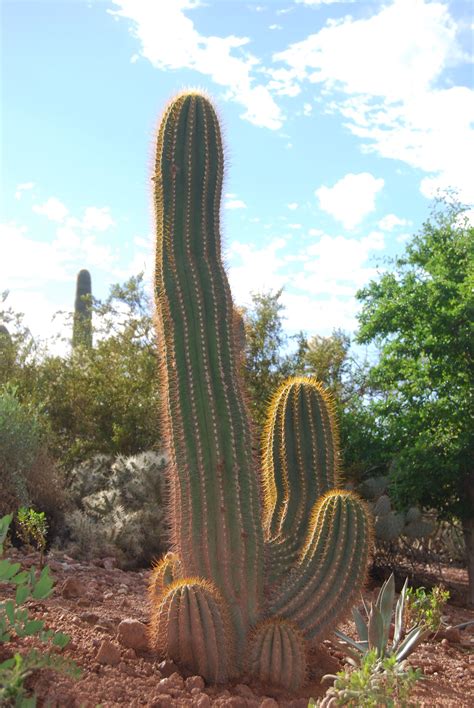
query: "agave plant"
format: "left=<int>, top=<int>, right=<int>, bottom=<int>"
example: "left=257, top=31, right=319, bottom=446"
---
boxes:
left=335, top=573, right=428, bottom=666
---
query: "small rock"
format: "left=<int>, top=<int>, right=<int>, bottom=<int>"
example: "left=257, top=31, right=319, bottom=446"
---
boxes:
left=157, top=659, right=179, bottom=677
left=117, top=587, right=128, bottom=595
left=95, top=619, right=117, bottom=634
left=61, top=576, right=86, bottom=599
left=168, top=672, right=184, bottom=689
left=194, top=696, right=211, bottom=708
left=259, top=699, right=279, bottom=708
left=157, top=677, right=174, bottom=693
left=441, top=638, right=449, bottom=647
left=424, top=662, right=443, bottom=675
left=235, top=685, right=254, bottom=699
left=103, top=557, right=117, bottom=570
left=79, top=611, right=99, bottom=624
left=104, top=591, right=114, bottom=600
left=443, top=626, right=461, bottom=643
left=222, top=697, right=246, bottom=708
left=76, top=597, right=91, bottom=607
left=96, top=639, right=121, bottom=666
left=124, top=648, right=136, bottom=660
left=186, top=676, right=205, bottom=692
left=150, top=695, right=172, bottom=707
left=118, top=618, right=149, bottom=651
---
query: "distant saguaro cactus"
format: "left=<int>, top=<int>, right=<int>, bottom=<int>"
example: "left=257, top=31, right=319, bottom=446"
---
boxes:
left=72, top=269, right=92, bottom=349
left=149, top=91, right=373, bottom=688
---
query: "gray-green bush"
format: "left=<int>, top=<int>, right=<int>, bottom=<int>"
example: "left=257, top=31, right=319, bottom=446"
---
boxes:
left=66, top=451, right=168, bottom=567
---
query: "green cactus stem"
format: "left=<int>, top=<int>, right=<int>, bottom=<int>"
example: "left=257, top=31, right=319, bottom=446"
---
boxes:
left=72, top=268, right=92, bottom=349
left=248, top=620, right=307, bottom=691
left=153, top=91, right=263, bottom=645
left=149, top=552, right=182, bottom=600
left=262, top=377, right=341, bottom=581
left=149, top=579, right=233, bottom=683
left=150, top=90, right=372, bottom=689
left=269, top=490, right=372, bottom=643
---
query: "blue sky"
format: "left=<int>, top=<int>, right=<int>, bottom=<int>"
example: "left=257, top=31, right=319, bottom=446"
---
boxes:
left=2, top=0, right=473, bottom=347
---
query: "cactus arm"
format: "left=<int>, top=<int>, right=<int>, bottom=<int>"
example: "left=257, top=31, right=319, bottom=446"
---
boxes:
left=262, top=377, right=341, bottom=582
left=269, top=490, right=372, bottom=643
left=154, top=93, right=263, bottom=639
left=248, top=620, right=307, bottom=690
left=149, top=578, right=233, bottom=683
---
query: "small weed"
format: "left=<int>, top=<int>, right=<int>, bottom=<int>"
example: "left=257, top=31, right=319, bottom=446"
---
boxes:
left=16, top=508, right=48, bottom=569
left=312, top=650, right=422, bottom=707
left=405, top=585, right=449, bottom=633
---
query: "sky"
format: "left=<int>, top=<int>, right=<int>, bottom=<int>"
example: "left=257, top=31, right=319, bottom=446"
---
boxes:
left=1, top=0, right=473, bottom=349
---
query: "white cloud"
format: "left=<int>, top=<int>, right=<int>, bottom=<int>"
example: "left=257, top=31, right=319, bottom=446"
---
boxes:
left=109, top=0, right=283, bottom=129
left=378, top=213, right=409, bottom=231
left=15, top=182, right=35, bottom=200
left=287, top=202, right=298, bottom=210
left=303, top=102, right=312, bottom=116
left=82, top=206, right=115, bottom=232
left=316, top=172, right=384, bottom=229
left=33, top=197, right=69, bottom=223
left=224, top=198, right=247, bottom=210
left=275, top=0, right=474, bottom=201
left=288, top=223, right=302, bottom=229
left=302, top=230, right=384, bottom=289
left=295, top=0, right=354, bottom=5
left=269, top=24, right=282, bottom=30
left=227, top=237, right=288, bottom=303
left=227, top=228, right=385, bottom=336
left=282, top=291, right=359, bottom=335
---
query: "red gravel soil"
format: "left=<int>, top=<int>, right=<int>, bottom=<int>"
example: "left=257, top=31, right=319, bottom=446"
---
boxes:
left=1, top=549, right=473, bottom=707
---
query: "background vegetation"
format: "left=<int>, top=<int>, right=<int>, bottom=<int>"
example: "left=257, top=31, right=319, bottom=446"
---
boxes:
left=1, top=198, right=472, bottom=599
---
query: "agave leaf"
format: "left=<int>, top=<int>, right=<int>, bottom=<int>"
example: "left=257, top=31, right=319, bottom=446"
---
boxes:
left=377, top=573, right=395, bottom=647
left=393, top=577, right=409, bottom=648
left=368, top=605, right=385, bottom=656
left=395, top=625, right=427, bottom=662
left=352, top=606, right=369, bottom=642
left=334, top=630, right=367, bottom=654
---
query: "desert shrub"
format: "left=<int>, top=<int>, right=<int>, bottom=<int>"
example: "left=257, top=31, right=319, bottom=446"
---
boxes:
left=0, top=385, right=64, bottom=538
left=0, top=386, right=65, bottom=538
left=405, top=585, right=450, bottom=632
left=66, top=451, right=168, bottom=567
left=0, top=385, right=43, bottom=509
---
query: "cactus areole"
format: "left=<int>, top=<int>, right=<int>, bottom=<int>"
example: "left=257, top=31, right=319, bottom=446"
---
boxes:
left=150, top=91, right=373, bottom=688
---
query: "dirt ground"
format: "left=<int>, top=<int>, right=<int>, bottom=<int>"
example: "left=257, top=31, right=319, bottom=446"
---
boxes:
left=1, top=549, right=473, bottom=707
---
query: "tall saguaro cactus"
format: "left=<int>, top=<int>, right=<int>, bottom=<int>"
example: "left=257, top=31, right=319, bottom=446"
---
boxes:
left=72, top=268, right=92, bottom=349
left=150, top=91, right=372, bottom=688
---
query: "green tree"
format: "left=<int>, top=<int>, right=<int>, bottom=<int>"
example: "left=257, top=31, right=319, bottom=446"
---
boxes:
left=355, top=198, right=474, bottom=603
left=3, top=275, right=161, bottom=470
left=241, top=289, right=305, bottom=429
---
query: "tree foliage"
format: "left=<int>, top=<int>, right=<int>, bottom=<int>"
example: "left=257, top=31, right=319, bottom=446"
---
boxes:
left=355, top=198, right=474, bottom=601
left=1, top=275, right=161, bottom=470
left=241, top=289, right=306, bottom=429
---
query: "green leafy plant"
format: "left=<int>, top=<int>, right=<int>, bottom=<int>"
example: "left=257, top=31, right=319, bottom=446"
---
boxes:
left=16, top=508, right=48, bottom=569
left=335, top=574, right=428, bottom=666
left=316, top=649, right=422, bottom=707
left=405, top=585, right=449, bottom=633
left=0, top=514, right=80, bottom=706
